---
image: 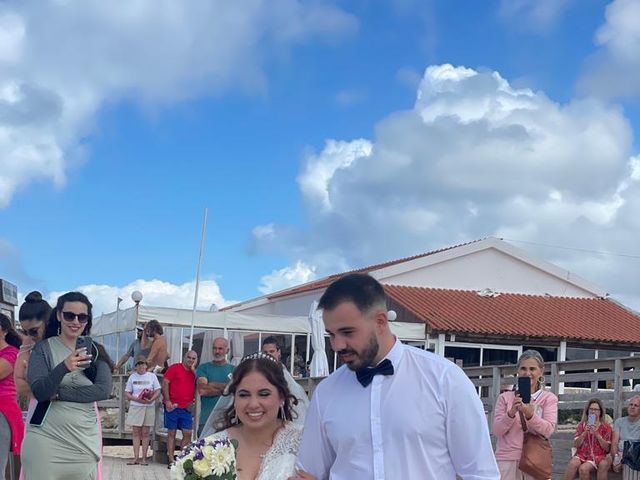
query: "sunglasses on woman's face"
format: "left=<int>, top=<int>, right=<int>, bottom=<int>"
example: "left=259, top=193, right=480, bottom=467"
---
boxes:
left=61, top=311, right=90, bottom=323
left=21, top=327, right=41, bottom=338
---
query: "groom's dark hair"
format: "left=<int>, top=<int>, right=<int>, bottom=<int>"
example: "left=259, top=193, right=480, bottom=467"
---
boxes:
left=318, top=273, right=387, bottom=313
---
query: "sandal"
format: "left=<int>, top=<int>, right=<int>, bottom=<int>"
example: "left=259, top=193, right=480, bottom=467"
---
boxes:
left=126, top=460, right=139, bottom=465
left=140, top=461, right=149, bottom=466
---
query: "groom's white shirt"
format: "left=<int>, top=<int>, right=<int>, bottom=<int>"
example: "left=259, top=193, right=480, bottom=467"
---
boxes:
left=297, top=338, right=500, bottom=480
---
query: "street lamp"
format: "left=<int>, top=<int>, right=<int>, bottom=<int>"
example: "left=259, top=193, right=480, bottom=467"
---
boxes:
left=132, top=290, right=143, bottom=326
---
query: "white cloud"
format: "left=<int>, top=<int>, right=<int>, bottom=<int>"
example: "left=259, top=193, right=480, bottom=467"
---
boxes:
left=0, top=1, right=357, bottom=207
left=579, top=0, right=640, bottom=98
left=252, top=63, right=640, bottom=309
left=47, top=278, right=232, bottom=317
left=258, top=261, right=317, bottom=294
left=498, top=0, right=574, bottom=31
left=297, top=139, right=372, bottom=212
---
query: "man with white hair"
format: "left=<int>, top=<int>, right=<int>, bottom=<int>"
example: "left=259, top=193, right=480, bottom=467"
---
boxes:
left=196, top=337, right=234, bottom=436
left=610, top=395, right=640, bottom=479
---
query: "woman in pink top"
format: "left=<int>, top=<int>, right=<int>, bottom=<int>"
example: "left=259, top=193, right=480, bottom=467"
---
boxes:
left=0, top=312, right=24, bottom=477
left=493, top=349, right=558, bottom=480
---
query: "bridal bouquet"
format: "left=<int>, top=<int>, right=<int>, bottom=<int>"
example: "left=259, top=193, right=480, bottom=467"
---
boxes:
left=170, top=437, right=238, bottom=480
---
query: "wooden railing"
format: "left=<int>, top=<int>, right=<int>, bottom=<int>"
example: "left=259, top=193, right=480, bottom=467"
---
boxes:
left=100, top=356, right=640, bottom=442
left=463, top=355, right=640, bottom=420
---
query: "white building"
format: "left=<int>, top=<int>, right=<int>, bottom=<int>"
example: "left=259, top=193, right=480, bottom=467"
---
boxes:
left=225, top=237, right=640, bottom=371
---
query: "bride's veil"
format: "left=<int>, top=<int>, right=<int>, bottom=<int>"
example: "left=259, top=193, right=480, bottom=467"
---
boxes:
left=199, top=364, right=310, bottom=439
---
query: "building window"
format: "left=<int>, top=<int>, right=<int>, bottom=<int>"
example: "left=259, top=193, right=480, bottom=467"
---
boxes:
left=445, top=346, right=480, bottom=368
left=482, top=348, right=518, bottom=366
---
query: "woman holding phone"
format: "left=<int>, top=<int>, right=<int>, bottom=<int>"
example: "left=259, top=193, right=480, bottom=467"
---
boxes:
left=563, top=398, right=612, bottom=480
left=21, top=292, right=113, bottom=480
left=493, top=349, right=558, bottom=480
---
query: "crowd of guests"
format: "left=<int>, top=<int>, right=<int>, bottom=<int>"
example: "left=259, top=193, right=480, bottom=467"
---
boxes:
left=2, top=275, right=640, bottom=479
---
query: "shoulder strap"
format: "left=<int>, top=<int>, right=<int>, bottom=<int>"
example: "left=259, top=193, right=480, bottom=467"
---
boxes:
left=518, top=410, right=528, bottom=433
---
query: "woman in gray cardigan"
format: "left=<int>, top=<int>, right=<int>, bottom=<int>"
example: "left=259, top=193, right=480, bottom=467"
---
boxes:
left=21, top=291, right=113, bottom=480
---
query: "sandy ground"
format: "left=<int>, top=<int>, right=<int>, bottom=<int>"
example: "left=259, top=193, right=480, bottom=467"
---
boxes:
left=104, top=445, right=153, bottom=459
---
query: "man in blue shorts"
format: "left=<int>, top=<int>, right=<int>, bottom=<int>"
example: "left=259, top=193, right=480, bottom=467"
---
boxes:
left=162, top=350, right=198, bottom=466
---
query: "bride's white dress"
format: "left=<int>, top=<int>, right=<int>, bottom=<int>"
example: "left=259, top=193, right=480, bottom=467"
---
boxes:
left=206, top=422, right=303, bottom=480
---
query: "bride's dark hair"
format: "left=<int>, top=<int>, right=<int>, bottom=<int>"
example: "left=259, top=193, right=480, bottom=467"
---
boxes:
left=219, top=353, right=298, bottom=432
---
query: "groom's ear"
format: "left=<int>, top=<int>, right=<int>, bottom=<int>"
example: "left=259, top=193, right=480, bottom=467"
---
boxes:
left=372, top=308, right=388, bottom=329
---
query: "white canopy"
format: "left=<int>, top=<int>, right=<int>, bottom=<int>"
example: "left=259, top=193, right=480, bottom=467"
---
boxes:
left=92, top=305, right=426, bottom=341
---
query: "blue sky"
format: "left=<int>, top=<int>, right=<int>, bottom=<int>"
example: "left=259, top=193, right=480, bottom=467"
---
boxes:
left=2, top=0, right=640, bottom=314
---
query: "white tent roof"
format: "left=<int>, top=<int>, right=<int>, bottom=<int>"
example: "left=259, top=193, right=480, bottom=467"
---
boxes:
left=92, top=305, right=426, bottom=341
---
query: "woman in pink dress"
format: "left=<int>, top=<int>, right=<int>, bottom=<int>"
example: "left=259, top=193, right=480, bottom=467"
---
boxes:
left=0, top=312, right=23, bottom=476
left=563, top=398, right=612, bottom=479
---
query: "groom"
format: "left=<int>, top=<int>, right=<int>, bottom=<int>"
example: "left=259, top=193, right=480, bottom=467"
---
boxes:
left=295, top=273, right=499, bottom=479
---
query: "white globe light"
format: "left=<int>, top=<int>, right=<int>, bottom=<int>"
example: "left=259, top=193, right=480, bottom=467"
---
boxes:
left=131, top=290, right=143, bottom=303
left=387, top=310, right=397, bottom=321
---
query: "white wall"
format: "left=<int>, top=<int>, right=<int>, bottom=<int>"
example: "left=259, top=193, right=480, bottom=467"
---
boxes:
left=236, top=290, right=323, bottom=315
left=379, top=248, right=598, bottom=298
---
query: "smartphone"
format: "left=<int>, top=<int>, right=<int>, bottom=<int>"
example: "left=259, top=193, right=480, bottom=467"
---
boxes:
left=75, top=335, right=93, bottom=353
left=588, top=413, right=596, bottom=426
left=517, top=376, right=531, bottom=404
left=29, top=400, right=51, bottom=426
left=75, top=336, right=94, bottom=370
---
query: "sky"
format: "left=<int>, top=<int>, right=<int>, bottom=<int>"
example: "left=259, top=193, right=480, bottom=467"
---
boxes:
left=2, top=0, right=640, bottom=316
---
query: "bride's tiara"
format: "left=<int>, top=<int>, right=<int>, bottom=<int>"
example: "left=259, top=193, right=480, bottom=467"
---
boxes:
left=240, top=352, right=279, bottom=364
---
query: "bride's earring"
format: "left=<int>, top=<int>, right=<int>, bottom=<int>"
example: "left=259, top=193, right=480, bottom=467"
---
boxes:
left=279, top=403, right=285, bottom=420
left=231, top=409, right=238, bottom=424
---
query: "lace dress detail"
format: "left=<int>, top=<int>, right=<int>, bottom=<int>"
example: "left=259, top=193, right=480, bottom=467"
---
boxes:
left=205, top=423, right=303, bottom=480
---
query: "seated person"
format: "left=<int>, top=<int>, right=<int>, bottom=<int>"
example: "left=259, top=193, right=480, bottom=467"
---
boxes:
left=564, top=398, right=612, bottom=480
left=608, top=396, right=640, bottom=478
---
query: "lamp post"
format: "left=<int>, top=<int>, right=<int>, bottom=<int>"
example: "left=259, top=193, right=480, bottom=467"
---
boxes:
left=131, top=290, right=143, bottom=327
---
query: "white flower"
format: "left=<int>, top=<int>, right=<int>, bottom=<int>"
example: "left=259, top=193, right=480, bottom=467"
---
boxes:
left=202, top=444, right=215, bottom=461
left=193, top=458, right=212, bottom=477
left=210, top=444, right=234, bottom=475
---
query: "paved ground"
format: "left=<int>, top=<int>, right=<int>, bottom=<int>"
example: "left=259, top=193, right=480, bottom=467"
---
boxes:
left=103, top=447, right=170, bottom=480
left=103, top=456, right=170, bottom=480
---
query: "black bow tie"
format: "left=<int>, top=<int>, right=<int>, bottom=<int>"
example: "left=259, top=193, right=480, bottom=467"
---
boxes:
left=356, top=359, right=394, bottom=387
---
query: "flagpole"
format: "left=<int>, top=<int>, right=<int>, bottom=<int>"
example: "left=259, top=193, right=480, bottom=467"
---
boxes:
left=189, top=208, right=208, bottom=350
left=115, top=297, right=123, bottom=360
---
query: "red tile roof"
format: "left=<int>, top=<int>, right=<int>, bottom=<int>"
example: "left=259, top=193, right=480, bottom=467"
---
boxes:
left=265, top=239, right=485, bottom=300
left=384, top=285, right=640, bottom=344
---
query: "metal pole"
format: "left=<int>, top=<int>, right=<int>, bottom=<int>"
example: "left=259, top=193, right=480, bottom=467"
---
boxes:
left=115, top=297, right=122, bottom=361
left=189, top=208, right=208, bottom=350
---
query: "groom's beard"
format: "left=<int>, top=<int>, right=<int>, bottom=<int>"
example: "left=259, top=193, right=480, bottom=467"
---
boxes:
left=338, top=332, right=379, bottom=371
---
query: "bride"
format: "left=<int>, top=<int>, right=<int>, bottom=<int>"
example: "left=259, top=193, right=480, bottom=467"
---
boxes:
left=198, top=353, right=312, bottom=479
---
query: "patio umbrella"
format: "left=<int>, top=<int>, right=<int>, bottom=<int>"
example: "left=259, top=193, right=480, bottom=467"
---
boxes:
left=308, top=300, right=329, bottom=377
